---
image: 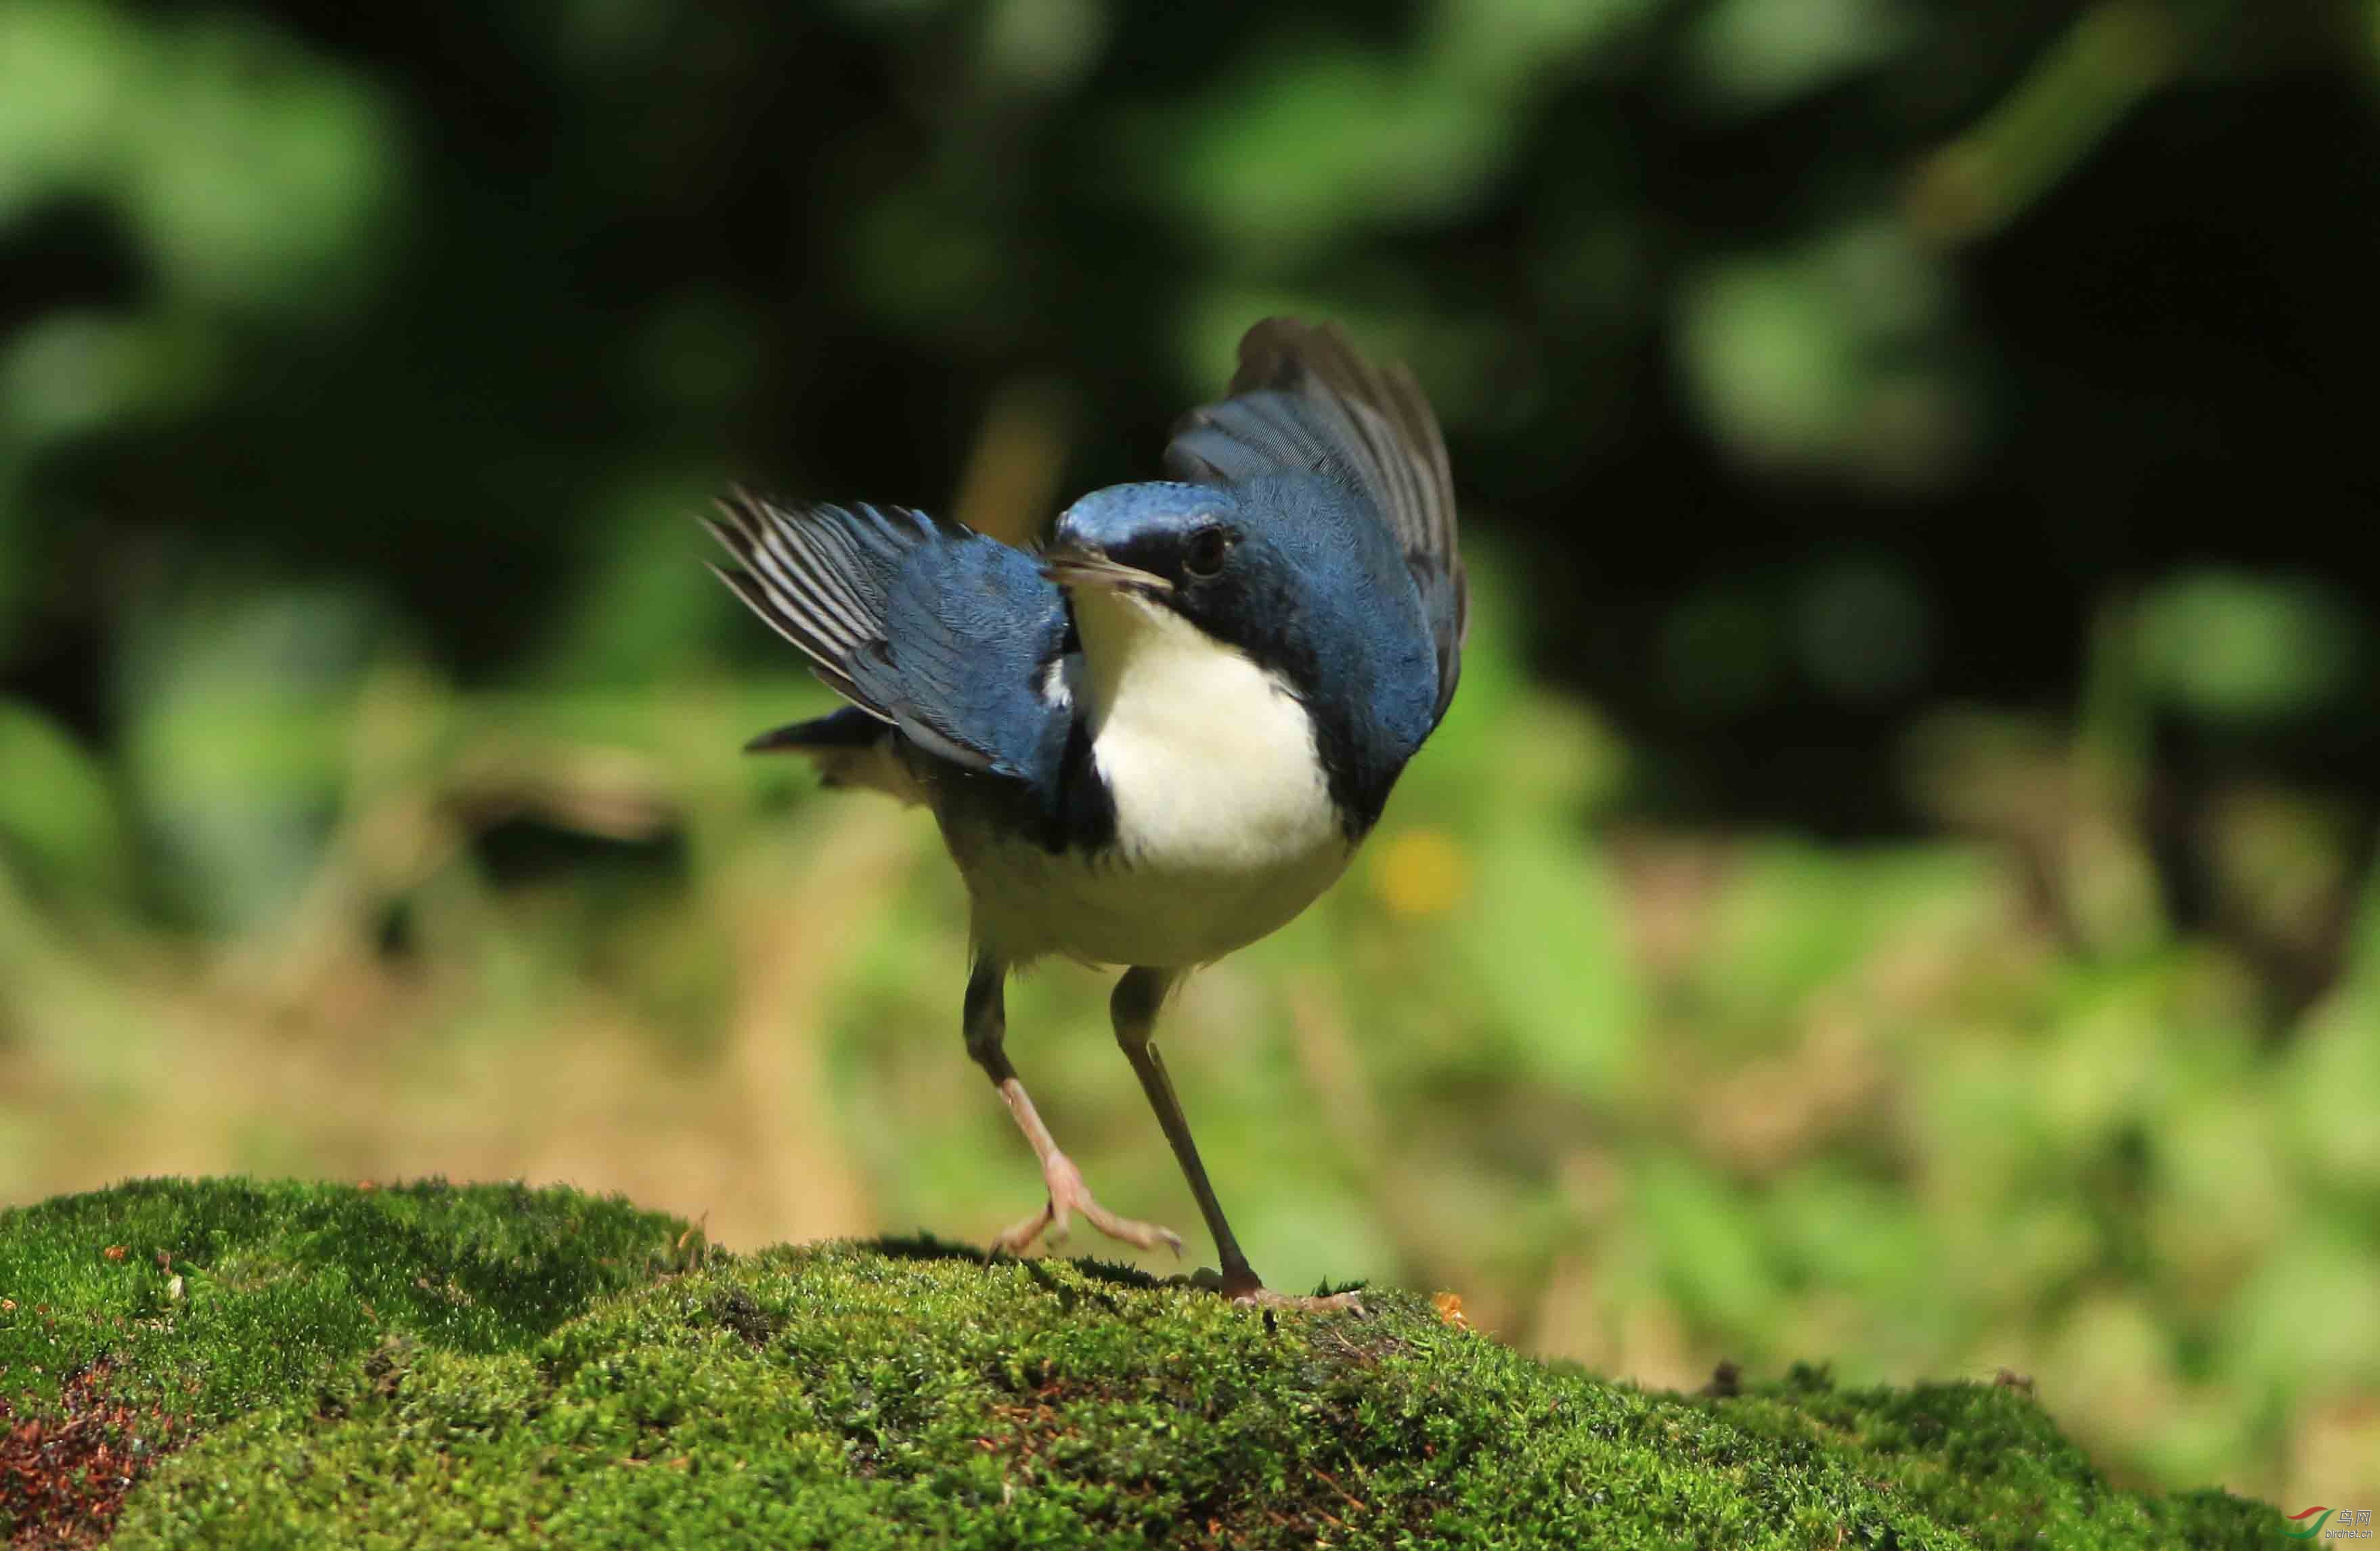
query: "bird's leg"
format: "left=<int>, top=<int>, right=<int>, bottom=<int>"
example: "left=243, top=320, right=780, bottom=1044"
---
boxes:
left=965, top=958, right=1182, bottom=1259
left=1110, top=968, right=1361, bottom=1312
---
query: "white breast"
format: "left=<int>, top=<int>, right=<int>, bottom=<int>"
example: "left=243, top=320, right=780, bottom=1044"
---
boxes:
left=951, top=591, right=1352, bottom=968
left=1083, top=598, right=1342, bottom=873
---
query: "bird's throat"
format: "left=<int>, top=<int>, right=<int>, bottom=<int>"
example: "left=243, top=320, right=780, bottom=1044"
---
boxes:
left=1067, top=590, right=1344, bottom=876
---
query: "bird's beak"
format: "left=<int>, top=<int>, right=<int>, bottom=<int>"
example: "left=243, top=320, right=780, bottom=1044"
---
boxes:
left=1040, top=541, right=1172, bottom=595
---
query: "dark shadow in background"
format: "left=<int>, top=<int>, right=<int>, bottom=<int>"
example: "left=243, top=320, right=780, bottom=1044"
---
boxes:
left=5, top=2, right=2375, bottom=997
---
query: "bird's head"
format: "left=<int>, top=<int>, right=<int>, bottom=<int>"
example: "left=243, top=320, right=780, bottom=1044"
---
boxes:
left=1044, top=474, right=1434, bottom=713
left=1044, top=482, right=1247, bottom=608
left=1044, top=476, right=1439, bottom=829
left=1042, top=481, right=1302, bottom=667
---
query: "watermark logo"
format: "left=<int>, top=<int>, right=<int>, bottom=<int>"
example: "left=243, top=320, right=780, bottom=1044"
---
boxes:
left=2288, top=1507, right=2375, bottom=1542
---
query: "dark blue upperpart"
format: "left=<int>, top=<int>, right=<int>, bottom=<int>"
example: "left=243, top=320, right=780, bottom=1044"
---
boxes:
left=709, top=316, right=1463, bottom=852
left=707, top=495, right=1112, bottom=850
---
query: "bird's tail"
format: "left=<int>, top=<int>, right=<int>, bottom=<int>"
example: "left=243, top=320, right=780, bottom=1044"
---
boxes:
left=741, top=706, right=927, bottom=805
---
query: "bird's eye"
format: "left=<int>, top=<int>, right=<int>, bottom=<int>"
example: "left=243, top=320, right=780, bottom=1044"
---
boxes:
left=1183, top=526, right=1234, bottom=579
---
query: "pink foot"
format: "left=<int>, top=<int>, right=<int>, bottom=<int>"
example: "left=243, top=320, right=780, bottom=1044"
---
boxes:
left=1193, top=1265, right=1365, bottom=1314
left=992, top=1150, right=1183, bottom=1257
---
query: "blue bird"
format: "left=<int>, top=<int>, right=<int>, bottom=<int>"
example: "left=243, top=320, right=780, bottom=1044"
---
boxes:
left=706, top=319, right=1464, bottom=1306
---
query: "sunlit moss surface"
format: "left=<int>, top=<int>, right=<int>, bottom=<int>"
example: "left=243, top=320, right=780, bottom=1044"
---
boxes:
left=1, top=1179, right=2276, bottom=1549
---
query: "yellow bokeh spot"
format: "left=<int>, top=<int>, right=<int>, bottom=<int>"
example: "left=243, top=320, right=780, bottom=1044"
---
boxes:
left=1370, top=828, right=1468, bottom=919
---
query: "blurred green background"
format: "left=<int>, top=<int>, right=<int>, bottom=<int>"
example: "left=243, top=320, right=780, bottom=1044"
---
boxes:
left=3, top=0, right=2377, bottom=1513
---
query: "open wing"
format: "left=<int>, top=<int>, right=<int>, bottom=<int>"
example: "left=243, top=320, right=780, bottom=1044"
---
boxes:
left=1164, top=318, right=1466, bottom=725
left=705, top=491, right=1071, bottom=783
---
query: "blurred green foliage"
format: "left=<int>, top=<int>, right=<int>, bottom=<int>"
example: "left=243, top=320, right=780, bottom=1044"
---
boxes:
left=0, top=555, right=2371, bottom=1514
left=1, top=0, right=2377, bottom=1521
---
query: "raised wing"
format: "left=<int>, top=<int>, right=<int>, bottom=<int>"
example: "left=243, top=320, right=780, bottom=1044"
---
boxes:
left=1164, top=318, right=1466, bottom=725
left=705, top=491, right=1071, bottom=784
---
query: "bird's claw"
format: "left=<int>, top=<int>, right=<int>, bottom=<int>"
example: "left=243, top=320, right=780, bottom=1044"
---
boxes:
left=994, top=1150, right=1183, bottom=1258
left=1186, top=1265, right=1365, bottom=1314
left=1241, top=1286, right=1365, bottom=1315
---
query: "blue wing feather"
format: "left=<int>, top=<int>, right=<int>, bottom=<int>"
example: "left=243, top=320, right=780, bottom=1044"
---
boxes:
left=707, top=493, right=1071, bottom=792
left=1166, top=319, right=1465, bottom=726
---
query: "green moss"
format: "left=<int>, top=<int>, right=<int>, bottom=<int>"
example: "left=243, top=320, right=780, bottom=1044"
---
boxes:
left=0, top=1177, right=682, bottom=1418
left=0, top=1181, right=2280, bottom=1548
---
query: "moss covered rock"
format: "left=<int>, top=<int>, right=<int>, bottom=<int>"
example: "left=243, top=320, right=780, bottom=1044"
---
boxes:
left=0, top=1179, right=2276, bottom=1548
